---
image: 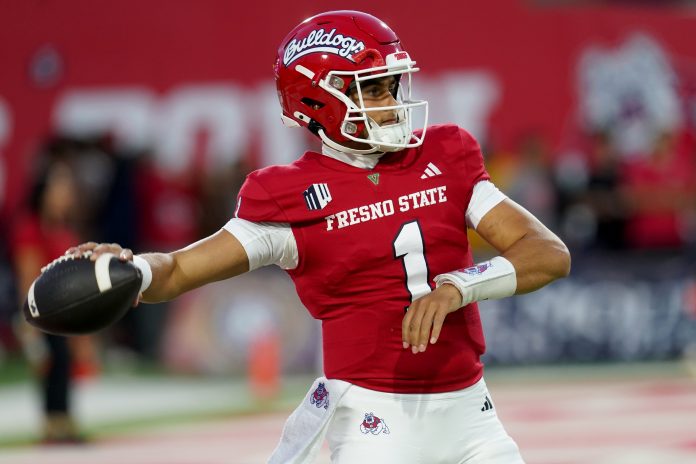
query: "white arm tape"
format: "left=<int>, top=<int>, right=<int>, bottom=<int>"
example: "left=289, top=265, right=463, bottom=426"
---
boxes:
left=434, top=256, right=517, bottom=307
left=132, top=255, right=153, bottom=294
left=466, top=180, right=507, bottom=230
left=223, top=218, right=297, bottom=270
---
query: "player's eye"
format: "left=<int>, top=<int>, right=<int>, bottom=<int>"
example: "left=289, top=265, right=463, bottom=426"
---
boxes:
left=363, top=84, right=389, bottom=99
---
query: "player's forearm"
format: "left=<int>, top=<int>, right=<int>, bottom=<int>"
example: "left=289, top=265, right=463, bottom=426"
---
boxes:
left=502, top=232, right=571, bottom=294
left=137, top=252, right=183, bottom=303
left=135, top=231, right=251, bottom=303
left=434, top=227, right=569, bottom=308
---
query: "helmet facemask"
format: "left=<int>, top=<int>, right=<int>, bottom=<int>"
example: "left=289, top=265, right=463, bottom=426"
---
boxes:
left=318, top=51, right=428, bottom=154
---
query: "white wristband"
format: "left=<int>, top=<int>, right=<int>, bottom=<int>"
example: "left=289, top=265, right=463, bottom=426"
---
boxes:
left=434, top=256, right=517, bottom=308
left=132, top=255, right=153, bottom=294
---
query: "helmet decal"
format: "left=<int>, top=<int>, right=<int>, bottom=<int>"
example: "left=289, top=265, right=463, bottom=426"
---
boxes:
left=283, top=28, right=366, bottom=66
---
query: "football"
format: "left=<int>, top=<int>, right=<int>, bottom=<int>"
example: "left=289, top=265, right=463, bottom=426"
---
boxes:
left=23, top=252, right=143, bottom=336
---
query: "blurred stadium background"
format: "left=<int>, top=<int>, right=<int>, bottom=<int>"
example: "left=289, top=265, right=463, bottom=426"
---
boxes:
left=1, top=0, right=696, bottom=462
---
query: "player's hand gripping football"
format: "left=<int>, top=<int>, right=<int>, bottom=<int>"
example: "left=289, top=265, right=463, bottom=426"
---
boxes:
left=402, top=284, right=462, bottom=354
left=65, top=242, right=142, bottom=306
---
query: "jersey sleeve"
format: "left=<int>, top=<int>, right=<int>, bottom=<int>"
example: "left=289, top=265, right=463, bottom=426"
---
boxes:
left=435, top=125, right=493, bottom=213
left=234, top=174, right=289, bottom=223
left=456, top=127, right=490, bottom=187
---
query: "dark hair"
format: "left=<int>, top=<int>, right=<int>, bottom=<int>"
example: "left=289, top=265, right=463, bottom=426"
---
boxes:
left=26, top=136, right=76, bottom=214
left=27, top=159, right=52, bottom=214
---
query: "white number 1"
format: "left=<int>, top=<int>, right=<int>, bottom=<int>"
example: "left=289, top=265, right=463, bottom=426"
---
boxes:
left=393, top=220, right=432, bottom=303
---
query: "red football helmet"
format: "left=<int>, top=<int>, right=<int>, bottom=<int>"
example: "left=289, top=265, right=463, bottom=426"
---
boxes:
left=274, top=11, right=428, bottom=154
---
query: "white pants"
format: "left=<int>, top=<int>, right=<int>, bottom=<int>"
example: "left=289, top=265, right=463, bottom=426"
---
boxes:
left=268, top=377, right=524, bottom=464
left=326, top=378, right=524, bottom=464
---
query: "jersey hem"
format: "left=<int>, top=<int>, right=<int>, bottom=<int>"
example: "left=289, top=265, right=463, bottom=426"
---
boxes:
left=330, top=369, right=484, bottom=394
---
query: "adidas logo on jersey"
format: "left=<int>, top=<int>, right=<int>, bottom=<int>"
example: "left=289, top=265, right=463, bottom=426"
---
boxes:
left=304, top=183, right=332, bottom=210
left=481, top=396, right=494, bottom=412
left=420, top=162, right=442, bottom=179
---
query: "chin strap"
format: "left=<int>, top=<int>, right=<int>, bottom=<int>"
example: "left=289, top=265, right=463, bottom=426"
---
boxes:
left=318, top=129, right=380, bottom=155
left=318, top=119, right=411, bottom=155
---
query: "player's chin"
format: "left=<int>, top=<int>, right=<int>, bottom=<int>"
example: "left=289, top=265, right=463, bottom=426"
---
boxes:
left=343, top=136, right=372, bottom=151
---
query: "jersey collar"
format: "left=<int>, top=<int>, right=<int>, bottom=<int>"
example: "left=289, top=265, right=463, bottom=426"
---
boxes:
left=321, top=144, right=385, bottom=170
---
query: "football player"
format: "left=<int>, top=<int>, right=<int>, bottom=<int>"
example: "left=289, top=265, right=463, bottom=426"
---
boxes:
left=69, top=10, right=570, bottom=463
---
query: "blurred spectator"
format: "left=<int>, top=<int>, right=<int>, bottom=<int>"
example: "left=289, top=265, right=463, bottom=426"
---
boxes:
left=197, top=157, right=253, bottom=239
left=135, top=157, right=200, bottom=253
left=567, top=130, right=629, bottom=250
left=53, top=136, right=181, bottom=363
left=123, top=155, right=198, bottom=362
left=0, top=245, right=19, bottom=354
left=582, top=131, right=627, bottom=249
left=474, top=135, right=558, bottom=254
left=91, top=136, right=141, bottom=251
left=555, top=130, right=629, bottom=250
left=9, top=144, right=95, bottom=443
left=620, top=129, right=696, bottom=249
left=84, top=140, right=158, bottom=362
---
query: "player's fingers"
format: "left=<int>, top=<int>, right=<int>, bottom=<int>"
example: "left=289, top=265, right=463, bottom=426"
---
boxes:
left=73, top=242, right=98, bottom=257
left=90, top=244, right=108, bottom=260
left=91, top=243, right=123, bottom=261
left=402, top=306, right=415, bottom=349
left=417, top=305, right=437, bottom=352
left=119, top=248, right=134, bottom=261
left=430, top=310, right=448, bottom=345
left=404, top=304, right=421, bottom=351
left=407, top=304, right=427, bottom=353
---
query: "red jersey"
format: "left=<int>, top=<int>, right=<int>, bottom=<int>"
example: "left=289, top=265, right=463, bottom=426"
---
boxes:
left=236, top=125, right=489, bottom=393
left=11, top=213, right=78, bottom=265
left=621, top=147, right=696, bottom=249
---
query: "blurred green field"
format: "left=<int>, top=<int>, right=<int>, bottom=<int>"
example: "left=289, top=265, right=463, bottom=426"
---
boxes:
left=1, top=357, right=693, bottom=448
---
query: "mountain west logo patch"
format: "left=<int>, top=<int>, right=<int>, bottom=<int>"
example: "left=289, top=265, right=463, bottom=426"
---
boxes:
left=360, top=412, right=390, bottom=435
left=304, top=183, right=332, bottom=210
left=309, top=382, right=329, bottom=410
left=367, top=173, right=380, bottom=185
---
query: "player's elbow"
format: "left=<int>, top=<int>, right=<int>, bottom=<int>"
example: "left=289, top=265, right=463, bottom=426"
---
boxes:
left=548, top=239, right=571, bottom=281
